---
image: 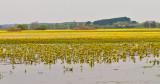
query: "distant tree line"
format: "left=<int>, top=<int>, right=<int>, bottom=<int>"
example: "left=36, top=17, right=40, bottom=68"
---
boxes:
left=93, top=17, right=131, bottom=25
left=2, top=17, right=160, bottom=30
left=143, top=21, right=156, bottom=28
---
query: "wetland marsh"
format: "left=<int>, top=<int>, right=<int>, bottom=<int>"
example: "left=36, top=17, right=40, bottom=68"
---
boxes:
left=0, top=29, right=160, bottom=84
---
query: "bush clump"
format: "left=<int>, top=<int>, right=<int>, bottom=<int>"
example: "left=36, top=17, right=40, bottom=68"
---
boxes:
left=73, top=26, right=96, bottom=30
left=34, top=25, right=47, bottom=30
left=7, top=27, right=21, bottom=32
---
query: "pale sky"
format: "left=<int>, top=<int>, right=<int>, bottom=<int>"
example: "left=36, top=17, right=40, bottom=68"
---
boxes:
left=0, top=0, right=160, bottom=24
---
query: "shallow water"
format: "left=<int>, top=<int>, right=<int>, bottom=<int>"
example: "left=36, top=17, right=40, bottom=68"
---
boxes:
left=0, top=59, right=160, bottom=84
left=0, top=42, right=160, bottom=84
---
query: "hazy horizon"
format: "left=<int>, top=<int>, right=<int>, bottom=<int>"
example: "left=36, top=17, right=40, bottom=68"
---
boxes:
left=0, top=0, right=160, bottom=25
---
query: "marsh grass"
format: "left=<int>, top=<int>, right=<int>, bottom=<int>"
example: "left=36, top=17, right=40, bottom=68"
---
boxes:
left=0, top=73, right=3, bottom=79
left=142, top=66, right=153, bottom=68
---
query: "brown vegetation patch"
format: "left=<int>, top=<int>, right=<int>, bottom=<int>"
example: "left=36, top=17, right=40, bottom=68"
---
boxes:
left=74, top=26, right=96, bottom=30
left=7, top=27, right=21, bottom=32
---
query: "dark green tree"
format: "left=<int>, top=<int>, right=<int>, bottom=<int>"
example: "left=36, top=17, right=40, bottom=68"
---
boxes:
left=0, top=25, right=2, bottom=29
left=85, top=21, right=91, bottom=26
left=68, top=22, right=77, bottom=29
left=17, top=24, right=28, bottom=30
left=156, top=23, right=160, bottom=28
left=93, top=17, right=131, bottom=25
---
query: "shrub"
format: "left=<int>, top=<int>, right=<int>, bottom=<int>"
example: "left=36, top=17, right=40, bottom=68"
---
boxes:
left=73, top=26, right=96, bottom=30
left=7, top=27, right=21, bottom=32
left=34, top=25, right=47, bottom=30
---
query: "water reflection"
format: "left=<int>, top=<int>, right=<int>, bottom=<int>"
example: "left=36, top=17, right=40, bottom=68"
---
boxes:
left=0, top=42, right=160, bottom=67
